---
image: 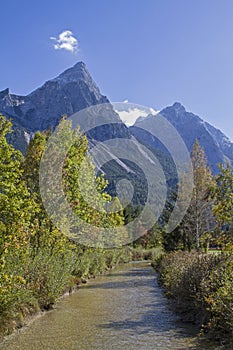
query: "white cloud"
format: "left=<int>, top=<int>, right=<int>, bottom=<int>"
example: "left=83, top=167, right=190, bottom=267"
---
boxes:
left=115, top=107, right=159, bottom=126
left=150, top=108, right=158, bottom=115
left=50, top=30, right=78, bottom=53
left=115, top=108, right=149, bottom=126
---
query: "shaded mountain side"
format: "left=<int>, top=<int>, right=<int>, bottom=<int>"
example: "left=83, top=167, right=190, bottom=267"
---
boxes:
left=131, top=103, right=233, bottom=174
left=0, top=62, right=130, bottom=152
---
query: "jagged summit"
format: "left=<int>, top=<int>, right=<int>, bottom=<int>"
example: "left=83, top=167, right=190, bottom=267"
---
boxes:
left=131, top=102, right=233, bottom=173
left=52, top=61, right=93, bottom=84
left=171, top=102, right=186, bottom=113
left=29, top=61, right=104, bottom=101
left=0, top=88, right=10, bottom=97
left=0, top=62, right=110, bottom=133
left=0, top=62, right=130, bottom=152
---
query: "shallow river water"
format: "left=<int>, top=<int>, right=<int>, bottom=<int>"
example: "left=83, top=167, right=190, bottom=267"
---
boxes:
left=0, top=262, right=227, bottom=350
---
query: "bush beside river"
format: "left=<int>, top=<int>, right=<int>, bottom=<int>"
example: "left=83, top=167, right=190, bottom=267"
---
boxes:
left=0, top=246, right=132, bottom=341
left=153, top=251, right=233, bottom=344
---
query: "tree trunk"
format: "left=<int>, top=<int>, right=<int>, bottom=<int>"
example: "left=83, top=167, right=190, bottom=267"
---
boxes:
left=196, top=221, right=200, bottom=252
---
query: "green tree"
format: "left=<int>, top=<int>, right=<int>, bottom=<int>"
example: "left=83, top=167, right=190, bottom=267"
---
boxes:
left=185, top=141, right=213, bottom=250
left=171, top=141, right=213, bottom=251
left=211, top=163, right=233, bottom=247
left=0, top=115, right=35, bottom=316
left=185, top=141, right=213, bottom=251
left=23, top=131, right=49, bottom=197
left=60, top=118, right=126, bottom=247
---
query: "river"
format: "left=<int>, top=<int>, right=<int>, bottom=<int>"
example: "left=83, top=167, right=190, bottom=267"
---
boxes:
left=0, top=262, right=227, bottom=350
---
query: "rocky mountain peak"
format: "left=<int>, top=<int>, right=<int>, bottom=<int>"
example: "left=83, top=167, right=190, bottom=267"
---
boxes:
left=0, top=88, right=10, bottom=98
left=0, top=62, right=130, bottom=150
left=172, top=102, right=186, bottom=113
left=131, top=102, right=233, bottom=174
left=51, top=61, right=94, bottom=85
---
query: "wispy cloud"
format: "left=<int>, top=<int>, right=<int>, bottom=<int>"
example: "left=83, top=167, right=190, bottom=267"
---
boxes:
left=50, top=30, right=78, bottom=53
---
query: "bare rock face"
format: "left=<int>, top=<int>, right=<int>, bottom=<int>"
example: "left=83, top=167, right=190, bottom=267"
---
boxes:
left=0, top=62, right=109, bottom=132
left=130, top=102, right=233, bottom=174
left=0, top=62, right=130, bottom=151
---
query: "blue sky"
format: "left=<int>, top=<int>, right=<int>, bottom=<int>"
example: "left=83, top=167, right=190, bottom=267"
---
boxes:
left=1, top=0, right=233, bottom=139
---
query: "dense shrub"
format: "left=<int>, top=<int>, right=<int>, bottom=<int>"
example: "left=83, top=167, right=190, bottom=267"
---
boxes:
left=131, top=245, right=164, bottom=261
left=156, top=251, right=233, bottom=339
left=28, top=247, right=76, bottom=309
left=104, top=247, right=132, bottom=268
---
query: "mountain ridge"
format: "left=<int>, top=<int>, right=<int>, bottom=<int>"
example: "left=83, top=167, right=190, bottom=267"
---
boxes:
left=131, top=102, right=233, bottom=173
left=0, top=62, right=232, bottom=174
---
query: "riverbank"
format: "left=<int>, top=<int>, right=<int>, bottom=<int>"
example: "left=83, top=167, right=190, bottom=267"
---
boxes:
left=0, top=278, right=84, bottom=347
left=0, top=246, right=156, bottom=344
left=153, top=250, right=233, bottom=348
left=0, top=246, right=136, bottom=343
left=0, top=262, right=200, bottom=350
